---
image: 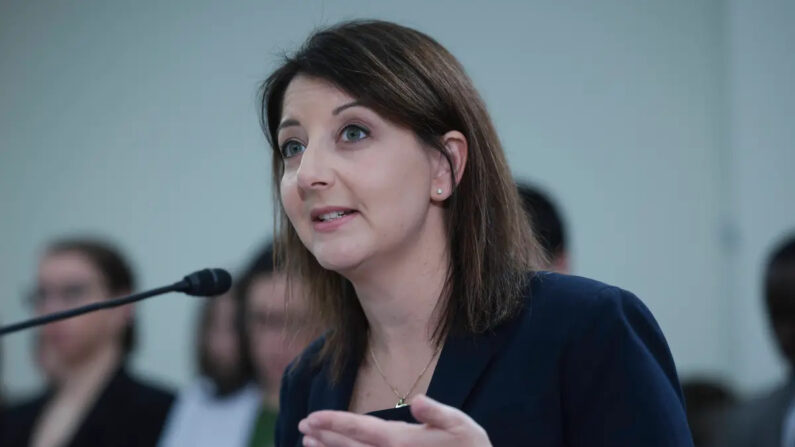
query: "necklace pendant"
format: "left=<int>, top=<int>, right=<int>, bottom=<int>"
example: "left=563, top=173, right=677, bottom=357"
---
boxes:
left=395, top=398, right=407, bottom=408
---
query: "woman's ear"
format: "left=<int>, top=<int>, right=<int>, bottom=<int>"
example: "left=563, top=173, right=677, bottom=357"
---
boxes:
left=430, top=130, right=468, bottom=201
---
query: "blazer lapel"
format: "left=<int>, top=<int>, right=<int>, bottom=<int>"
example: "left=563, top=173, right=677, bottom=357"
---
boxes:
left=307, top=277, right=532, bottom=416
left=306, top=321, right=519, bottom=416
left=308, top=352, right=359, bottom=412
left=426, top=312, right=523, bottom=409
left=427, top=274, right=535, bottom=410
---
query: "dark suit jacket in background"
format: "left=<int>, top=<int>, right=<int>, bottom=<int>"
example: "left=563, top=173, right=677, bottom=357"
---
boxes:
left=276, top=272, right=694, bottom=447
left=712, top=380, right=795, bottom=447
left=0, top=365, right=174, bottom=447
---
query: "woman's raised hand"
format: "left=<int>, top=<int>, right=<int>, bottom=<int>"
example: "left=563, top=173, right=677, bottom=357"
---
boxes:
left=298, top=395, right=491, bottom=447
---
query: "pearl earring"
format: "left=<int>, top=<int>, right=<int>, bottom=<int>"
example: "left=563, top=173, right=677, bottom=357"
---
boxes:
left=436, top=188, right=443, bottom=195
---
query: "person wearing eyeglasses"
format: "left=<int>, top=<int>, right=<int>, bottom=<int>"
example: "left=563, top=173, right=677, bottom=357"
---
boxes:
left=0, top=237, right=174, bottom=447
left=237, top=243, right=317, bottom=447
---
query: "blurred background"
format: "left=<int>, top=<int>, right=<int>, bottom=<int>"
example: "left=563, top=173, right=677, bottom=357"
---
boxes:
left=0, top=0, right=792, bottom=409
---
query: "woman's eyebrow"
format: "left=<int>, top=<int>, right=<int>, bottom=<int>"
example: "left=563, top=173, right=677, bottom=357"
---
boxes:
left=277, top=118, right=300, bottom=132
left=278, top=101, right=362, bottom=133
left=332, top=101, right=363, bottom=115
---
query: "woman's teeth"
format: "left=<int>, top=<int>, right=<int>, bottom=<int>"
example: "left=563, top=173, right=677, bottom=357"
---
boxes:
left=319, top=211, right=348, bottom=222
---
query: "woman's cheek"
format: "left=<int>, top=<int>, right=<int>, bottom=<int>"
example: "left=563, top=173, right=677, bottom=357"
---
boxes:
left=280, top=177, right=298, bottom=218
left=281, top=179, right=308, bottom=237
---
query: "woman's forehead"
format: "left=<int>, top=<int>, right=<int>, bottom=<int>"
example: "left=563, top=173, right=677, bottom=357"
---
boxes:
left=39, top=251, right=99, bottom=281
left=281, top=75, right=356, bottom=118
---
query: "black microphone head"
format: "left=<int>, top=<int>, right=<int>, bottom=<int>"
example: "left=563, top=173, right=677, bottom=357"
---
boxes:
left=180, top=268, right=232, bottom=296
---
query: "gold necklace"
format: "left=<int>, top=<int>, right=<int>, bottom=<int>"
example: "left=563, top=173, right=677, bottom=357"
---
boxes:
left=368, top=344, right=441, bottom=408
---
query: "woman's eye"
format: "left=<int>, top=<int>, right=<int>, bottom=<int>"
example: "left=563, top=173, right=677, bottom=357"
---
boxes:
left=280, top=140, right=306, bottom=158
left=341, top=125, right=369, bottom=142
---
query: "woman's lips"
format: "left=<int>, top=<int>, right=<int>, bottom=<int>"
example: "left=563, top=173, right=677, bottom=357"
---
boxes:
left=312, top=210, right=359, bottom=232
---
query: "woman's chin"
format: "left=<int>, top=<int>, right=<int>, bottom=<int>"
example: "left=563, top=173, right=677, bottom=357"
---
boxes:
left=311, top=244, right=366, bottom=274
left=315, top=255, right=360, bottom=274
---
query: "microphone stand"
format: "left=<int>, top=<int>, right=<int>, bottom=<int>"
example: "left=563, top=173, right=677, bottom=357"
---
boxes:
left=0, top=283, right=182, bottom=337
left=0, top=268, right=230, bottom=337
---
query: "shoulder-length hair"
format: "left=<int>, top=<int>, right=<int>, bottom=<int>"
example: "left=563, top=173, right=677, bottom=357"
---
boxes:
left=196, top=286, right=254, bottom=396
left=259, top=20, right=545, bottom=380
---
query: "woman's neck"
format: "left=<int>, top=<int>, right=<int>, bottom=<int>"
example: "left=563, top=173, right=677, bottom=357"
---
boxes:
left=347, top=210, right=449, bottom=355
left=54, top=343, right=122, bottom=398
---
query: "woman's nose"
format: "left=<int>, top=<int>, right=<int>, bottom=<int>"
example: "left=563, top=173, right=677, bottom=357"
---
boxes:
left=296, top=143, right=334, bottom=191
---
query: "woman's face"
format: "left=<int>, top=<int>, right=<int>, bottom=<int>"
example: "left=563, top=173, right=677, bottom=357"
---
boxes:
left=246, top=273, right=311, bottom=391
left=277, top=75, right=439, bottom=274
left=34, top=251, right=130, bottom=369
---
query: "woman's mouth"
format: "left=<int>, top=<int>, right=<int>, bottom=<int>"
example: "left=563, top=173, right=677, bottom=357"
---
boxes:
left=316, top=210, right=355, bottom=222
left=311, top=207, right=359, bottom=232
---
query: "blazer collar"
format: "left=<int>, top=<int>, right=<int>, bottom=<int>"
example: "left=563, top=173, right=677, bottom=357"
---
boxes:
left=308, top=351, right=359, bottom=412
left=307, top=286, right=531, bottom=415
left=426, top=314, right=521, bottom=409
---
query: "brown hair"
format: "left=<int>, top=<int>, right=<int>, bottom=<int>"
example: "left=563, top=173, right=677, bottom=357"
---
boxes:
left=259, top=20, right=545, bottom=380
left=196, top=287, right=254, bottom=396
left=765, top=234, right=795, bottom=324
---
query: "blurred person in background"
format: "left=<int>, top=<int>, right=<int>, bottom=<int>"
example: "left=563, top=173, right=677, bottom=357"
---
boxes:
left=157, top=289, right=261, bottom=447
left=0, top=344, right=4, bottom=429
left=238, top=242, right=316, bottom=447
left=517, top=182, right=569, bottom=273
left=0, top=238, right=174, bottom=447
left=680, top=379, right=736, bottom=447
left=717, top=233, right=795, bottom=447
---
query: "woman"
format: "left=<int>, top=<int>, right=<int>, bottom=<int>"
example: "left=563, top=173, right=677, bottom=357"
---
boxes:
left=158, top=289, right=261, bottom=447
left=238, top=243, right=316, bottom=447
left=259, top=20, right=692, bottom=447
left=0, top=238, right=174, bottom=447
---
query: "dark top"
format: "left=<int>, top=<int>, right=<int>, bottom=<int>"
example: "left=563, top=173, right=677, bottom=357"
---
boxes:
left=276, top=272, right=694, bottom=446
left=0, top=365, right=174, bottom=447
left=712, top=379, right=795, bottom=447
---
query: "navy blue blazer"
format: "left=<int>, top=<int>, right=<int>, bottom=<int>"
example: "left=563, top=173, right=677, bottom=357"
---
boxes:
left=276, top=273, right=694, bottom=446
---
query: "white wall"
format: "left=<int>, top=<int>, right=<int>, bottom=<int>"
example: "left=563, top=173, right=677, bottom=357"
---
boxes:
left=0, top=0, right=790, bottom=399
left=726, top=0, right=795, bottom=393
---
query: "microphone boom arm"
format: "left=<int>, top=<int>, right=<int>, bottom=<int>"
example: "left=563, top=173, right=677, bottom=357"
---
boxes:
left=0, top=268, right=231, bottom=337
left=0, top=283, right=180, bottom=337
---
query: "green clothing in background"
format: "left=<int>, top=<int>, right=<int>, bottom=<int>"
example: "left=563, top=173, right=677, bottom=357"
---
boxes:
left=248, top=405, right=278, bottom=447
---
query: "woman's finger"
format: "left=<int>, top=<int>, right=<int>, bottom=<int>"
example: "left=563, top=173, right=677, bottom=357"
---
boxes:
left=409, top=395, right=472, bottom=431
left=305, top=429, right=373, bottom=447
left=304, top=410, right=393, bottom=445
left=302, top=435, right=325, bottom=447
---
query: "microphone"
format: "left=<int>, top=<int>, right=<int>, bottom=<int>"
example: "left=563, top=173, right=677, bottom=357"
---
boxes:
left=173, top=268, right=233, bottom=297
left=0, top=268, right=232, bottom=337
